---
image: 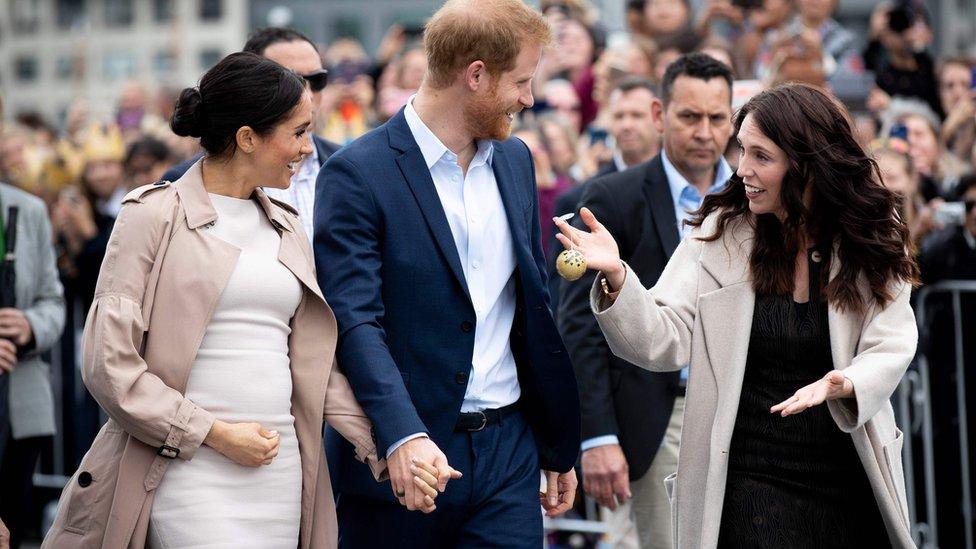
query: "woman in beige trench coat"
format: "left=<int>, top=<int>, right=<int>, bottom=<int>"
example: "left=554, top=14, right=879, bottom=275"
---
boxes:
left=555, top=83, right=920, bottom=548
left=43, top=53, right=443, bottom=549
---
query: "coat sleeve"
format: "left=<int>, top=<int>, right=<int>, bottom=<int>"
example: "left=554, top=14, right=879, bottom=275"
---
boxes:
left=323, top=365, right=388, bottom=481
left=22, top=199, right=65, bottom=357
left=590, top=231, right=703, bottom=373
left=314, top=154, right=427, bottom=454
left=828, top=280, right=917, bottom=432
left=81, top=198, right=215, bottom=460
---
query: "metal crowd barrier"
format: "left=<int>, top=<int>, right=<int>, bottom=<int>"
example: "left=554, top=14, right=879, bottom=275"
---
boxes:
left=34, top=283, right=976, bottom=547
left=900, top=280, right=976, bottom=549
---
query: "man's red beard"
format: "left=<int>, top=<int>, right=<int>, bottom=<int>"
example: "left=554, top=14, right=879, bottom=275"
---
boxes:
left=464, top=83, right=516, bottom=141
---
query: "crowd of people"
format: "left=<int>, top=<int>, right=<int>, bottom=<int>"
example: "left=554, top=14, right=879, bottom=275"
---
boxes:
left=0, top=0, right=975, bottom=547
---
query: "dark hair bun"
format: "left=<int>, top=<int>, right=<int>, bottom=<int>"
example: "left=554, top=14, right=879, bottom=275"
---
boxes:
left=170, top=87, right=205, bottom=138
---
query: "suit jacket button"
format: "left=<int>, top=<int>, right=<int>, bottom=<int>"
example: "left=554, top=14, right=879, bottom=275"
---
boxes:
left=78, top=471, right=93, bottom=487
left=460, top=321, right=473, bottom=332
left=456, top=372, right=469, bottom=385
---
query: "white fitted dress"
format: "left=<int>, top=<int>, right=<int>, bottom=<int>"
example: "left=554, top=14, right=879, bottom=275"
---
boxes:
left=148, top=193, right=303, bottom=549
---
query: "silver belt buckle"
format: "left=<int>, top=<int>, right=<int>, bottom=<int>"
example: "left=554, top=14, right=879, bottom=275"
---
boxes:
left=473, top=411, right=487, bottom=431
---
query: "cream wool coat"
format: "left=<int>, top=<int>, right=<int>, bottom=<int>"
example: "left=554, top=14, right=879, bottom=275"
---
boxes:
left=590, top=212, right=917, bottom=549
left=43, top=162, right=385, bottom=548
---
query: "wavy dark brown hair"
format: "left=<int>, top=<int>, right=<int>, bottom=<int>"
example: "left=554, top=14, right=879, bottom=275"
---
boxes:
left=688, top=83, right=919, bottom=314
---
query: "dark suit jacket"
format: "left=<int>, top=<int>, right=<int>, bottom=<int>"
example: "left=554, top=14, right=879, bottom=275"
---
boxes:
left=160, top=135, right=340, bottom=182
left=315, top=110, right=581, bottom=501
left=557, top=154, right=681, bottom=481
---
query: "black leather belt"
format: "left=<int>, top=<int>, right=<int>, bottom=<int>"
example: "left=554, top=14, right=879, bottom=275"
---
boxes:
left=455, top=402, right=520, bottom=432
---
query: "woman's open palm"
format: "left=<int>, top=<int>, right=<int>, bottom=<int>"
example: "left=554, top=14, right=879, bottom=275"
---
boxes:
left=553, top=207, right=622, bottom=274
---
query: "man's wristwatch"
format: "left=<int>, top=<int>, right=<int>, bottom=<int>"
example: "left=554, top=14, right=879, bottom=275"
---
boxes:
left=600, top=276, right=621, bottom=301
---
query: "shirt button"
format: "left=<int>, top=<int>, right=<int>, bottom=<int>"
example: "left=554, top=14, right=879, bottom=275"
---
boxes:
left=472, top=261, right=480, bottom=269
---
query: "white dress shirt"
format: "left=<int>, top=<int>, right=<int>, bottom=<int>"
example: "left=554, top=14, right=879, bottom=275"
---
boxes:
left=264, top=141, right=319, bottom=241
left=386, top=98, right=522, bottom=457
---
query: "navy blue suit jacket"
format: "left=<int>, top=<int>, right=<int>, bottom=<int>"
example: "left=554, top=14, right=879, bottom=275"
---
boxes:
left=314, top=111, right=580, bottom=500
left=160, top=135, right=340, bottom=182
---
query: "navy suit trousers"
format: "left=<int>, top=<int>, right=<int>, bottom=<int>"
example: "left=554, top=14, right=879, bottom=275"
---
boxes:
left=337, top=412, right=542, bottom=548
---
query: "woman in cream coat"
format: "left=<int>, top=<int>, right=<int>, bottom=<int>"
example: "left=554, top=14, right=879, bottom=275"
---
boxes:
left=555, top=83, right=919, bottom=548
left=43, top=53, right=444, bottom=549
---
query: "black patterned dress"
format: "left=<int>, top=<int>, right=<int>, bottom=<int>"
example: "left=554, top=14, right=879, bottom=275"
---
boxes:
left=717, top=250, right=889, bottom=548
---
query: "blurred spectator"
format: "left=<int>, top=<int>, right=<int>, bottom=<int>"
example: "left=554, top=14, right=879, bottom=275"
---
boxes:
left=794, top=0, right=861, bottom=79
left=938, top=58, right=976, bottom=161
left=852, top=111, right=879, bottom=150
left=694, top=0, right=745, bottom=50
left=698, top=37, right=737, bottom=77
left=591, top=39, right=656, bottom=127
left=642, top=0, right=693, bottom=42
left=542, top=0, right=597, bottom=24
left=651, top=33, right=700, bottom=84
left=875, top=144, right=941, bottom=244
left=124, top=136, right=172, bottom=189
left=539, top=115, right=583, bottom=184
left=320, top=38, right=375, bottom=145
left=606, top=78, right=661, bottom=172
left=377, top=45, right=427, bottom=121
left=919, top=172, right=976, bottom=286
left=115, top=80, right=149, bottom=137
left=539, top=16, right=602, bottom=131
left=0, top=128, right=34, bottom=191
left=0, top=129, right=66, bottom=548
left=741, top=0, right=795, bottom=77
left=864, top=2, right=942, bottom=119
left=887, top=101, right=971, bottom=199
left=541, top=79, right=584, bottom=133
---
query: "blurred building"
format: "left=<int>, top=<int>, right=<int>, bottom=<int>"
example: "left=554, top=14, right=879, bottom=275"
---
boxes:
left=0, top=0, right=249, bottom=124
left=1, top=0, right=974, bottom=126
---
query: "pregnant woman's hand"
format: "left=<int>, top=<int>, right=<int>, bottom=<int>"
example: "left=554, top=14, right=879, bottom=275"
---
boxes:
left=204, top=420, right=280, bottom=467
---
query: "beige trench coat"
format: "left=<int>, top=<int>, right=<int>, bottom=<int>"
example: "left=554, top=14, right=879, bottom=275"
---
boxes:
left=43, top=161, right=385, bottom=549
left=590, top=212, right=917, bottom=548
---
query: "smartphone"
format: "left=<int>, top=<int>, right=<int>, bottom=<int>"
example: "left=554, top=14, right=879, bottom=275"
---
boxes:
left=934, top=202, right=967, bottom=226
left=889, top=122, right=908, bottom=142
left=588, top=128, right=610, bottom=147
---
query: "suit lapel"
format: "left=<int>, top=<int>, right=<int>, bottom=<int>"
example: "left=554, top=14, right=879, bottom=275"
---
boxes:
left=644, top=157, right=681, bottom=257
left=491, top=145, right=530, bottom=262
left=388, top=114, right=470, bottom=299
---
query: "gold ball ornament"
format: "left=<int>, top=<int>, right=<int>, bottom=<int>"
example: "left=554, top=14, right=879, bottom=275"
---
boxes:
left=556, top=249, right=587, bottom=281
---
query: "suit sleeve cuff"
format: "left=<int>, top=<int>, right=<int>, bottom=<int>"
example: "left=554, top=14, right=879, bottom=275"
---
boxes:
left=386, top=432, right=429, bottom=459
left=581, top=435, right=620, bottom=452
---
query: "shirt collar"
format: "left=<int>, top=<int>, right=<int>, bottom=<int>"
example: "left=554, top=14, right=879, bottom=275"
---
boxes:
left=660, top=148, right=731, bottom=203
left=613, top=149, right=629, bottom=172
left=404, top=94, right=493, bottom=170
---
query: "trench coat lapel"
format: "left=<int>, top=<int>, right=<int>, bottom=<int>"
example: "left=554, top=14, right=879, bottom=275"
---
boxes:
left=694, top=219, right=756, bottom=475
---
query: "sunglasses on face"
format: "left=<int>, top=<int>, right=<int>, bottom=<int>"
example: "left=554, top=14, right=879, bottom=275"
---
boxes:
left=300, top=69, right=329, bottom=92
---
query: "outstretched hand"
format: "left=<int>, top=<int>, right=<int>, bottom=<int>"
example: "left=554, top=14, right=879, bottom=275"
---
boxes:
left=553, top=207, right=625, bottom=288
left=771, top=370, right=854, bottom=417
